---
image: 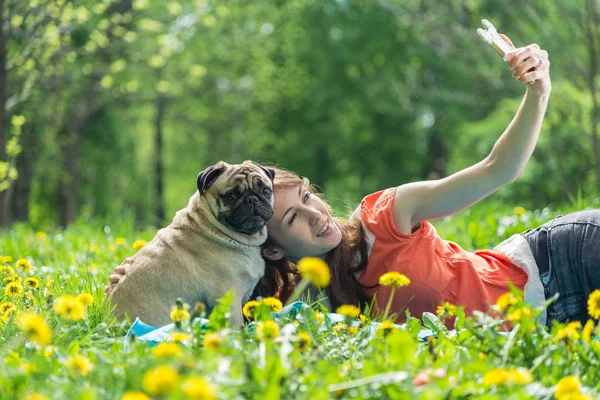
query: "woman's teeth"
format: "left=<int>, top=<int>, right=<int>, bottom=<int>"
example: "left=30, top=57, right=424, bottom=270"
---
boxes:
left=317, top=221, right=329, bottom=237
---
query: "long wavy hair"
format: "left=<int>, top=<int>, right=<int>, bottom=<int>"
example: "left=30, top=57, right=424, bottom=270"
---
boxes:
left=251, top=166, right=371, bottom=310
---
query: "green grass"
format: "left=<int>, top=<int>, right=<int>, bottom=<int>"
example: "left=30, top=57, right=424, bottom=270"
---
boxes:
left=1, top=201, right=600, bottom=399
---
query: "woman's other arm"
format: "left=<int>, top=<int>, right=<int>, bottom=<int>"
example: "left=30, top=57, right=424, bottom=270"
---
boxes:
left=392, top=36, right=551, bottom=235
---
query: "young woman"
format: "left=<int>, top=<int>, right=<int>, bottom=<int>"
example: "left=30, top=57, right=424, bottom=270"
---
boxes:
left=105, top=36, right=600, bottom=326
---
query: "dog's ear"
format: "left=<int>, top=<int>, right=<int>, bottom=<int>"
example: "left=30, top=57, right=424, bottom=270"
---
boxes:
left=197, top=163, right=227, bottom=195
left=252, top=162, right=275, bottom=183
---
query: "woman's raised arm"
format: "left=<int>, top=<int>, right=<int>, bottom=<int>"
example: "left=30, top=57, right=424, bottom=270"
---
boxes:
left=392, top=36, right=551, bottom=235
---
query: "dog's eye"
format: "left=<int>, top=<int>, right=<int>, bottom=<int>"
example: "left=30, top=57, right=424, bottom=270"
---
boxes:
left=262, top=187, right=272, bottom=198
left=225, top=193, right=237, bottom=202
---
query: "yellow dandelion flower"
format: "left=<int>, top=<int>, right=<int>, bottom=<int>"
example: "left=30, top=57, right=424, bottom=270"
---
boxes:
left=256, top=320, right=279, bottom=341
left=1, top=255, right=13, bottom=263
left=170, top=308, right=190, bottom=322
left=242, top=300, right=261, bottom=319
left=296, top=331, right=312, bottom=350
left=555, top=376, right=581, bottom=399
left=297, top=257, right=331, bottom=288
left=0, top=301, right=15, bottom=314
left=152, top=342, right=183, bottom=358
left=24, top=277, right=39, bottom=290
left=53, top=295, right=86, bottom=321
left=202, top=332, right=222, bottom=350
left=168, top=332, right=190, bottom=343
left=333, top=322, right=347, bottom=335
left=66, top=354, right=93, bottom=377
left=115, top=237, right=126, bottom=245
left=377, top=320, right=396, bottom=337
left=5, top=282, right=23, bottom=297
left=483, top=369, right=508, bottom=386
left=378, top=272, right=411, bottom=288
left=506, top=368, right=533, bottom=385
left=77, top=293, right=94, bottom=306
left=315, top=311, right=324, bottom=326
left=514, top=206, right=526, bottom=215
left=4, top=274, right=21, bottom=284
left=0, top=265, right=14, bottom=275
left=557, top=321, right=582, bottom=342
left=23, top=393, right=50, bottom=400
left=496, top=292, right=519, bottom=312
left=588, top=290, right=600, bottom=320
left=583, top=319, right=595, bottom=343
left=483, top=368, right=532, bottom=386
left=359, top=314, right=367, bottom=323
left=181, top=376, right=216, bottom=400
left=121, top=392, right=151, bottom=400
left=133, top=240, right=147, bottom=251
left=347, top=326, right=358, bottom=334
left=17, top=312, right=51, bottom=346
left=262, top=297, right=283, bottom=313
left=507, top=307, right=532, bottom=323
left=336, top=304, right=361, bottom=319
left=1, top=310, right=12, bottom=324
left=436, top=301, right=457, bottom=317
left=142, top=365, right=180, bottom=395
left=16, top=258, right=32, bottom=272
left=36, top=232, right=48, bottom=241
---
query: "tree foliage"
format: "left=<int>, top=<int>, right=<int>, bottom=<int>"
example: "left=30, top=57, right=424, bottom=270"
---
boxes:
left=1, top=0, right=597, bottom=227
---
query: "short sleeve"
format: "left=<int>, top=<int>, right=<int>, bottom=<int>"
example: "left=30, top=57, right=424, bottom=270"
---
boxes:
left=360, top=188, right=427, bottom=242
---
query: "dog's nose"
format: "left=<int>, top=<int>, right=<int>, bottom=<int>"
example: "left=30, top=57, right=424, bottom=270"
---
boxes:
left=245, top=195, right=259, bottom=204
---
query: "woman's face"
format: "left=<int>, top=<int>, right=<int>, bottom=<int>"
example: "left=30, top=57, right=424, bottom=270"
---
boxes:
left=266, top=185, right=342, bottom=261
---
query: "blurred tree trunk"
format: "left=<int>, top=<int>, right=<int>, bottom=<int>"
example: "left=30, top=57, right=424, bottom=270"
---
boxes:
left=57, top=127, right=80, bottom=227
left=11, top=121, right=37, bottom=221
left=585, top=0, right=600, bottom=189
left=56, top=99, right=103, bottom=227
left=0, top=0, right=10, bottom=227
left=154, top=94, right=166, bottom=226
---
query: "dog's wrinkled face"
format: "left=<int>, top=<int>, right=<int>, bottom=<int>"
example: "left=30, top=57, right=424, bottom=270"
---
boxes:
left=197, top=160, right=275, bottom=235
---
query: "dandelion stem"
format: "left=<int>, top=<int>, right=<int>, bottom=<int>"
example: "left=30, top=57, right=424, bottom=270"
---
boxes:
left=382, top=287, right=396, bottom=321
left=284, top=277, right=311, bottom=307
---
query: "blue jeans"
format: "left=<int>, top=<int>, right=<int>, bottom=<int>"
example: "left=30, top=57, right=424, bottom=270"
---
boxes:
left=522, top=210, right=600, bottom=325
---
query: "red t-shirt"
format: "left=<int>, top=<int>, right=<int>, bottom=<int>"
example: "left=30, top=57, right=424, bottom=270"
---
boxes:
left=356, top=188, right=528, bottom=323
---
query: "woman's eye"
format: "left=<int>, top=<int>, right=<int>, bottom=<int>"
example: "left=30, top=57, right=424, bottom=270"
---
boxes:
left=262, top=187, right=272, bottom=197
left=303, top=193, right=311, bottom=202
left=289, top=213, right=297, bottom=225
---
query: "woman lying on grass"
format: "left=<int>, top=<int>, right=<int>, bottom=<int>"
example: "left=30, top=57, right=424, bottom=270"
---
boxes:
left=106, top=35, right=600, bottom=327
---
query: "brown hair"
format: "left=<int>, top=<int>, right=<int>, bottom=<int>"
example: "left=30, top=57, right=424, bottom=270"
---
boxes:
left=251, top=166, right=371, bottom=310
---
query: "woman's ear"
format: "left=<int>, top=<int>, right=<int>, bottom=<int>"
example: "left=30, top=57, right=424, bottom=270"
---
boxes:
left=261, top=245, right=285, bottom=261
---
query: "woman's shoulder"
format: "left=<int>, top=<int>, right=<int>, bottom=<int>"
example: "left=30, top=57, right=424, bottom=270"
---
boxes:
left=357, top=188, right=430, bottom=242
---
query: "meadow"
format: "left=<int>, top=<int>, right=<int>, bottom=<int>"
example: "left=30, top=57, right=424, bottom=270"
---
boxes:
left=1, top=200, right=600, bottom=400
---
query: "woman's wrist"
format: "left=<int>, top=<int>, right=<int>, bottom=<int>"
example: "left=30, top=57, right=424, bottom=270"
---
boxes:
left=525, top=83, right=551, bottom=102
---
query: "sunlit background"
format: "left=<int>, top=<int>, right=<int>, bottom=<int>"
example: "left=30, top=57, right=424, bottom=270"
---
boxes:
left=0, top=0, right=596, bottom=229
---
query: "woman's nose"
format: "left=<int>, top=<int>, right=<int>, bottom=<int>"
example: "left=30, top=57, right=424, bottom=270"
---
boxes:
left=307, top=207, right=322, bottom=225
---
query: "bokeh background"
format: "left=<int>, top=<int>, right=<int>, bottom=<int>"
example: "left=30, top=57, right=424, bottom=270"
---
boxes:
left=0, top=0, right=596, bottom=229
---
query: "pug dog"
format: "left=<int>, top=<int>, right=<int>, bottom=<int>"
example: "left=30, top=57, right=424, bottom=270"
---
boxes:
left=105, top=160, right=275, bottom=327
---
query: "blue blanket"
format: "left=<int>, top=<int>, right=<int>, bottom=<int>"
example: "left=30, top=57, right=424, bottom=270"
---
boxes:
left=124, top=301, right=435, bottom=347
